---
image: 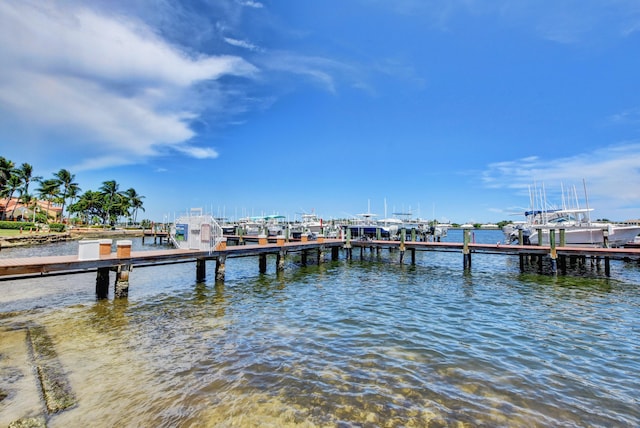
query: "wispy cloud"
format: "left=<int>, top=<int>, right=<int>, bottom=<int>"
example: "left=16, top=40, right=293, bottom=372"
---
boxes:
left=368, top=0, right=640, bottom=44
left=237, top=0, right=264, bottom=9
left=0, top=1, right=257, bottom=170
left=224, top=36, right=261, bottom=51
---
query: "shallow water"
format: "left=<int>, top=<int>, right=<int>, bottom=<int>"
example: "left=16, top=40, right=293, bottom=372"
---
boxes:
left=1, top=231, right=639, bottom=427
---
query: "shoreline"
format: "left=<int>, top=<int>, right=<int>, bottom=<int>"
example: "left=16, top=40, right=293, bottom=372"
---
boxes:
left=0, top=228, right=144, bottom=249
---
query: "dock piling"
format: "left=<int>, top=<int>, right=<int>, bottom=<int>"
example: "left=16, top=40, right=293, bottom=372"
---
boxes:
left=114, top=264, right=131, bottom=298
left=215, top=256, right=226, bottom=281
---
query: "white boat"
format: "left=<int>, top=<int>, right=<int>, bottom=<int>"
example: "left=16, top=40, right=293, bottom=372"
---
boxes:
left=345, top=213, right=394, bottom=240
left=504, top=182, right=640, bottom=248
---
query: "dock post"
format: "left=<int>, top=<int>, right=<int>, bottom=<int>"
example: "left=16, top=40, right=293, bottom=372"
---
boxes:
left=331, top=246, right=339, bottom=261
left=399, top=229, right=406, bottom=264
left=317, top=246, right=325, bottom=264
left=215, top=255, right=226, bottom=281
left=410, top=248, right=416, bottom=265
left=96, top=267, right=110, bottom=298
left=114, top=264, right=131, bottom=298
left=537, top=228, right=543, bottom=246
left=550, top=229, right=557, bottom=275
left=603, top=229, right=609, bottom=248
left=259, top=254, right=267, bottom=273
left=518, top=229, right=523, bottom=245
left=411, top=229, right=416, bottom=242
left=345, top=228, right=352, bottom=260
left=277, top=250, right=286, bottom=272
left=463, top=228, right=471, bottom=270
left=196, top=258, right=206, bottom=282
left=559, top=229, right=566, bottom=247
left=376, top=227, right=381, bottom=240
left=301, top=250, right=308, bottom=266
left=519, top=254, right=525, bottom=272
left=604, top=257, right=610, bottom=277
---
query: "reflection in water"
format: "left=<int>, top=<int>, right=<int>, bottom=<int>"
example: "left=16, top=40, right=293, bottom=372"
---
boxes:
left=0, top=233, right=639, bottom=426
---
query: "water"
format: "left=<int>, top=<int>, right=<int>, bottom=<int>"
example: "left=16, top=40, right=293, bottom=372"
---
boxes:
left=1, top=231, right=639, bottom=427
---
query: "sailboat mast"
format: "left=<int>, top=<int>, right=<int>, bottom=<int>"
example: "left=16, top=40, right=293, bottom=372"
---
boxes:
left=583, top=179, right=591, bottom=224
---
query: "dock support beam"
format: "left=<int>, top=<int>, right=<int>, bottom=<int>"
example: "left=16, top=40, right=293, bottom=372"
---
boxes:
left=549, top=229, right=557, bottom=275
left=331, top=246, right=339, bottom=261
left=96, top=267, right=110, bottom=299
left=259, top=254, right=267, bottom=273
left=410, top=248, right=416, bottom=265
left=215, top=256, right=226, bottom=281
left=317, top=247, right=325, bottom=264
left=196, top=258, right=206, bottom=283
left=114, top=264, right=131, bottom=298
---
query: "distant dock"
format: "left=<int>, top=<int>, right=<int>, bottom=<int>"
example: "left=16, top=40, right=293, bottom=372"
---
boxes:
left=1, top=232, right=639, bottom=299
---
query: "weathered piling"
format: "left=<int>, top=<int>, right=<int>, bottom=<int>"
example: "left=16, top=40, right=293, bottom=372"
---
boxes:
left=463, top=229, right=471, bottom=270
left=277, top=250, right=286, bottom=271
left=215, top=255, right=226, bottom=281
left=550, top=229, right=557, bottom=274
left=114, top=264, right=131, bottom=298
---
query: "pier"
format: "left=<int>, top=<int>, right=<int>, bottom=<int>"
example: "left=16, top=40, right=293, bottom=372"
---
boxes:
left=2, top=232, right=640, bottom=298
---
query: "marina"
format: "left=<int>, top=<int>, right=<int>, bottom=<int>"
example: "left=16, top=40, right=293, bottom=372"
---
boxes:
left=1, top=230, right=640, bottom=427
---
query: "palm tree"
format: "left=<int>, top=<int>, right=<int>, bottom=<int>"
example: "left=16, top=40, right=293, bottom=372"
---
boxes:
left=124, top=188, right=145, bottom=224
left=99, top=180, right=125, bottom=225
left=3, top=174, right=21, bottom=220
left=0, top=156, right=15, bottom=189
left=68, top=190, right=104, bottom=224
left=54, top=168, right=80, bottom=223
left=36, top=179, right=61, bottom=223
left=17, top=163, right=41, bottom=197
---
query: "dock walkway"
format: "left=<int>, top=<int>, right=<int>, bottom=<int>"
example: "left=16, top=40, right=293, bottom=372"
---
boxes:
left=1, top=238, right=639, bottom=299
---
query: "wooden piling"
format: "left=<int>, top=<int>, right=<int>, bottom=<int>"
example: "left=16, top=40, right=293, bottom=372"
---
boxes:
left=550, top=229, right=557, bottom=275
left=463, top=229, right=471, bottom=270
left=114, top=264, right=131, bottom=298
left=331, top=246, right=339, bottom=261
left=96, top=267, right=110, bottom=298
left=196, top=258, right=206, bottom=282
left=215, top=256, right=226, bottom=281
left=259, top=254, right=267, bottom=273
left=277, top=250, right=286, bottom=271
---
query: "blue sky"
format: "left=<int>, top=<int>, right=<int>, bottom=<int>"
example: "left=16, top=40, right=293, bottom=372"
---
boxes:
left=1, top=0, right=640, bottom=223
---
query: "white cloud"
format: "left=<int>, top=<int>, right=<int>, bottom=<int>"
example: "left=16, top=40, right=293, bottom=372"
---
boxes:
left=482, top=143, right=640, bottom=218
left=224, top=37, right=261, bottom=51
left=238, top=1, right=264, bottom=9
left=0, top=1, right=257, bottom=170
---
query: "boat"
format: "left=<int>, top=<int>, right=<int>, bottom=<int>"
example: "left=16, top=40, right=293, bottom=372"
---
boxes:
left=345, top=213, right=394, bottom=240
left=503, top=182, right=640, bottom=248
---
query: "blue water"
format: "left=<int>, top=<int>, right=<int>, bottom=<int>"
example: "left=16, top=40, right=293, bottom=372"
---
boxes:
left=1, top=230, right=639, bottom=427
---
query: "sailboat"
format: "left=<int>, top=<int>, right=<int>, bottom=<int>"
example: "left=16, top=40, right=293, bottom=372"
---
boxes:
left=503, top=181, right=640, bottom=247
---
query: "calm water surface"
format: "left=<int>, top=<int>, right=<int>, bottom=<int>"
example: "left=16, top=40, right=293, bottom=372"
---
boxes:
left=1, top=231, right=639, bottom=427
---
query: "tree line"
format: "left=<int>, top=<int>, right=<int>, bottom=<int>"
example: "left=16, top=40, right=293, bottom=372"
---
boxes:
left=0, top=156, right=145, bottom=226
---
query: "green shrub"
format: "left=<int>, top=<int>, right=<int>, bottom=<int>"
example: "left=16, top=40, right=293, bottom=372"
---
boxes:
left=0, top=220, right=35, bottom=230
left=49, top=223, right=66, bottom=232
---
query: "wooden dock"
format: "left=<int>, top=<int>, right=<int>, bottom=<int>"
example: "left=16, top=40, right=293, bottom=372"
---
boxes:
left=1, top=235, right=639, bottom=298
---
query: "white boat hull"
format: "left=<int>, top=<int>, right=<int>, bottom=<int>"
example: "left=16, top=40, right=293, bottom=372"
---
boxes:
left=514, top=225, right=640, bottom=247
